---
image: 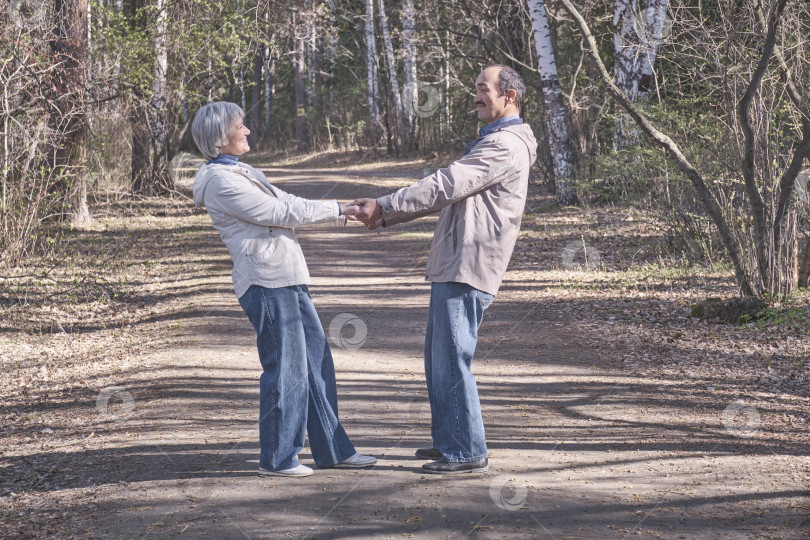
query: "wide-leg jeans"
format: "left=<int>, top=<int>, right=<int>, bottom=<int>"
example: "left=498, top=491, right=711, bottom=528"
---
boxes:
left=424, top=281, right=494, bottom=463
left=238, top=284, right=356, bottom=471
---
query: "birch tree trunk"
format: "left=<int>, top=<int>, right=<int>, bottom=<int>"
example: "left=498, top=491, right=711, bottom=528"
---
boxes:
left=239, top=68, right=246, bottom=111
left=294, top=10, right=309, bottom=151
left=401, top=0, right=417, bottom=144
left=637, top=0, right=668, bottom=96
left=377, top=0, right=405, bottom=148
left=264, top=18, right=272, bottom=131
left=248, top=53, right=262, bottom=146
left=313, top=30, right=324, bottom=146
left=86, top=0, right=92, bottom=85
left=613, top=0, right=639, bottom=98
left=612, top=0, right=640, bottom=149
left=613, top=0, right=668, bottom=148
left=326, top=0, right=337, bottom=114
left=236, top=0, right=245, bottom=111
left=112, top=0, right=123, bottom=97
left=149, top=0, right=169, bottom=192
left=441, top=30, right=450, bottom=137
left=528, top=0, right=577, bottom=206
left=305, top=8, right=313, bottom=108
left=130, top=0, right=169, bottom=195
left=364, top=0, right=381, bottom=145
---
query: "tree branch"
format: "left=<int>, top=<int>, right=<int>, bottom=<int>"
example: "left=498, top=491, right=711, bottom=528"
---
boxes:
left=751, top=0, right=810, bottom=253
left=558, top=0, right=755, bottom=296
left=737, top=0, right=789, bottom=291
left=754, top=0, right=809, bottom=122
left=773, top=118, right=810, bottom=251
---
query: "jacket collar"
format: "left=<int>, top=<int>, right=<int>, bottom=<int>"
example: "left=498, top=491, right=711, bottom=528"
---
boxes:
left=464, top=115, right=523, bottom=156
left=204, top=162, right=277, bottom=196
left=478, top=115, right=523, bottom=138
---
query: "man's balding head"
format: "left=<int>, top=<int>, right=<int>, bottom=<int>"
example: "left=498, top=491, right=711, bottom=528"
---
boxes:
left=473, top=65, right=525, bottom=123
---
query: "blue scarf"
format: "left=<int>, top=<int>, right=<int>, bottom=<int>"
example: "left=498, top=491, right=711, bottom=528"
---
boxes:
left=205, top=154, right=239, bottom=166
left=464, top=115, right=523, bottom=156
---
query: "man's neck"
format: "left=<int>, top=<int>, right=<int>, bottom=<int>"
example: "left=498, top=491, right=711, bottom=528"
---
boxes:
left=489, top=108, right=521, bottom=123
left=489, top=114, right=519, bottom=123
left=480, top=115, right=522, bottom=134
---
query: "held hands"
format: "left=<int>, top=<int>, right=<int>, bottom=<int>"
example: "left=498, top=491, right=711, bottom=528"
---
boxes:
left=343, top=198, right=384, bottom=230
left=339, top=202, right=361, bottom=216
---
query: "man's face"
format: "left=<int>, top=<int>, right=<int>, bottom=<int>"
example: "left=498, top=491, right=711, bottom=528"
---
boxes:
left=474, top=67, right=512, bottom=124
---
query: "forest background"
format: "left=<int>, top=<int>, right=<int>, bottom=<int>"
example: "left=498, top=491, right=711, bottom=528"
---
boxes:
left=2, top=1, right=810, bottom=537
left=2, top=0, right=810, bottom=337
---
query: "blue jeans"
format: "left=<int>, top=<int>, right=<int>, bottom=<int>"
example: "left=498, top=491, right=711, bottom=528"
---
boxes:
left=424, top=282, right=494, bottom=463
left=238, top=284, right=356, bottom=470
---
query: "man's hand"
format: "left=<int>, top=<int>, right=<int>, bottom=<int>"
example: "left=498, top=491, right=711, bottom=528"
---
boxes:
left=351, top=198, right=382, bottom=227
left=365, top=217, right=385, bottom=230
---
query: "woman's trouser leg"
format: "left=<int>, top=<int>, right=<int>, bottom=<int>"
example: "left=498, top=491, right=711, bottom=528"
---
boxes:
left=238, top=285, right=308, bottom=471
left=297, top=286, right=356, bottom=467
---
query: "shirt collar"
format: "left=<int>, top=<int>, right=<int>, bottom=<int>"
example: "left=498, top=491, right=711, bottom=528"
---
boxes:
left=479, top=115, right=522, bottom=138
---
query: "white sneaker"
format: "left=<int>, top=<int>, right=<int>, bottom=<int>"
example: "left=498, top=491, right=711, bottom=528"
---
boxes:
left=325, top=453, right=377, bottom=469
left=259, top=464, right=313, bottom=477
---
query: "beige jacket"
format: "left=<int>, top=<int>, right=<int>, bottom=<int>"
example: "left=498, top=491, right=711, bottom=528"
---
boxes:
left=192, top=162, right=345, bottom=298
left=377, top=123, right=537, bottom=296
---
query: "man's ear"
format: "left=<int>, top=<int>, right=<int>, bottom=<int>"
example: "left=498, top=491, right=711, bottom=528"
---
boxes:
left=506, top=89, right=517, bottom=103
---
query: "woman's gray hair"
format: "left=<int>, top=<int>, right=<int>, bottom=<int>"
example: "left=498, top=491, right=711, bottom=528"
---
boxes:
left=191, top=102, right=245, bottom=160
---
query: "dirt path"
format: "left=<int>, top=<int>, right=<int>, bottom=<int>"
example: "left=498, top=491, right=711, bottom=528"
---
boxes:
left=2, top=161, right=809, bottom=539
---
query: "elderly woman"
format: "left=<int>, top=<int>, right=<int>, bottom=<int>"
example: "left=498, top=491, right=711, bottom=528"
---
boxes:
left=191, top=102, right=375, bottom=477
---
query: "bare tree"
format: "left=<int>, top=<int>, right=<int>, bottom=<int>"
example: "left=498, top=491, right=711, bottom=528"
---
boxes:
left=401, top=0, right=417, bottom=144
left=149, top=0, right=169, bottom=191
left=2, top=7, right=70, bottom=264
left=637, top=0, right=668, bottom=97
left=378, top=0, right=406, bottom=148
left=613, top=0, right=668, bottom=149
left=248, top=52, right=262, bottom=146
left=527, top=0, right=577, bottom=206
left=293, top=8, right=309, bottom=151
left=129, top=0, right=171, bottom=195
left=264, top=20, right=272, bottom=133
left=560, top=0, right=810, bottom=297
left=51, top=0, right=91, bottom=223
left=365, top=0, right=381, bottom=145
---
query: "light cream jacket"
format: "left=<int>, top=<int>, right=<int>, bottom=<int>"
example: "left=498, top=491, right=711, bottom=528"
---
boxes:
left=377, top=123, right=537, bottom=296
left=192, top=162, right=345, bottom=298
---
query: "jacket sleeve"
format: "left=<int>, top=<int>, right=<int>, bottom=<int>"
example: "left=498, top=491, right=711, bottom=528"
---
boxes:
left=376, top=136, right=513, bottom=226
left=204, top=174, right=344, bottom=228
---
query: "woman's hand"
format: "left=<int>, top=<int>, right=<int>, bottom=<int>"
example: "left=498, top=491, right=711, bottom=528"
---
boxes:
left=341, top=200, right=383, bottom=228
left=340, top=202, right=361, bottom=220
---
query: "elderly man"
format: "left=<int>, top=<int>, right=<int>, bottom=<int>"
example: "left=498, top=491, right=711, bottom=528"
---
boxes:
left=353, top=65, right=538, bottom=474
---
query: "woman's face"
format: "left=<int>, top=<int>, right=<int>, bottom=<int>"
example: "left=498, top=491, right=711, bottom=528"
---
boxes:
left=219, top=117, right=251, bottom=156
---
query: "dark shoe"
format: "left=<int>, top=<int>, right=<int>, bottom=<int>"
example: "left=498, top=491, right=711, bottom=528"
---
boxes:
left=422, top=457, right=489, bottom=475
left=415, top=447, right=443, bottom=460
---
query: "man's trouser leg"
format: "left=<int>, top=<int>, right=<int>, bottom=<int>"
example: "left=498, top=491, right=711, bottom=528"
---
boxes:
left=424, top=281, right=493, bottom=462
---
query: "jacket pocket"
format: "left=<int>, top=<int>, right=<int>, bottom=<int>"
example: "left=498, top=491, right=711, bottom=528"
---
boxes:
left=475, top=289, right=494, bottom=310
left=244, top=233, right=288, bottom=268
